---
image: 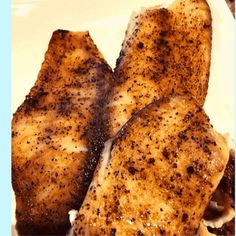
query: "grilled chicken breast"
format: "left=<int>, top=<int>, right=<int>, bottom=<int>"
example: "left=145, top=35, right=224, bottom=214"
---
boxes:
left=107, top=0, right=212, bottom=138
left=73, top=95, right=228, bottom=236
left=12, top=30, right=112, bottom=235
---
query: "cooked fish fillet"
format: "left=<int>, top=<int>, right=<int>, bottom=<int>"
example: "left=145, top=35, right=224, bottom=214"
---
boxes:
left=107, top=0, right=212, bottom=138
left=12, top=30, right=112, bottom=235
left=73, top=95, right=228, bottom=236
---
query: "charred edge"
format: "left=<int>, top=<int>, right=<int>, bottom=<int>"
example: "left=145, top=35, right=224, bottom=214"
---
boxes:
left=56, top=29, right=69, bottom=38
left=83, top=31, right=110, bottom=63
left=102, top=68, right=116, bottom=140
left=73, top=61, right=112, bottom=211
left=114, top=50, right=125, bottom=73
left=19, top=87, right=48, bottom=113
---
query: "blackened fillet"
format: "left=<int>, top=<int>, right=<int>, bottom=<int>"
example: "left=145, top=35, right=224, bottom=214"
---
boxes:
left=12, top=30, right=112, bottom=235
left=107, top=0, right=212, bottom=138
left=73, top=95, right=228, bottom=236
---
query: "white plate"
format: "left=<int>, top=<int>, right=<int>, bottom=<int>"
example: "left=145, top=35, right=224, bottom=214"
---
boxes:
left=12, top=0, right=235, bottom=235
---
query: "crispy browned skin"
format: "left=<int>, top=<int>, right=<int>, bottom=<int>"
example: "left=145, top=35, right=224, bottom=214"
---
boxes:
left=73, top=95, right=228, bottom=236
left=107, top=0, right=212, bottom=137
left=12, top=30, right=112, bottom=235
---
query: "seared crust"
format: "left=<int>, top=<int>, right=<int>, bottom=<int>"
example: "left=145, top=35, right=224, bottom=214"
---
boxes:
left=107, top=0, right=212, bottom=137
left=73, top=95, right=228, bottom=235
left=12, top=30, right=112, bottom=235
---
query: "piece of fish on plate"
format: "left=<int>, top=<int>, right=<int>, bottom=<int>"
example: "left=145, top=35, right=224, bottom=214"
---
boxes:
left=12, top=30, right=112, bottom=235
left=106, top=0, right=212, bottom=138
left=73, top=95, right=228, bottom=235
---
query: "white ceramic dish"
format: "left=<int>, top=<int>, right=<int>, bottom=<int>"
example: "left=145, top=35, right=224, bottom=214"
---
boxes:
left=12, top=0, right=235, bottom=235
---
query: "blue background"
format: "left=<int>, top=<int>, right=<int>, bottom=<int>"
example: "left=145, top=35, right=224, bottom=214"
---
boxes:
left=0, top=0, right=11, bottom=235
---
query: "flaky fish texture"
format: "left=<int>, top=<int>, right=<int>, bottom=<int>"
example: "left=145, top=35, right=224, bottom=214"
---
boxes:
left=107, top=0, right=212, bottom=138
left=73, top=95, right=228, bottom=236
left=12, top=30, right=112, bottom=235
